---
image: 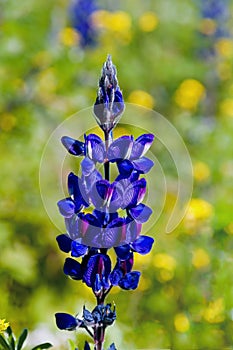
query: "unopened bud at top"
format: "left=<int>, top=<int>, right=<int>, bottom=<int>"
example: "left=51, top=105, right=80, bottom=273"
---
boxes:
left=93, top=55, right=125, bottom=134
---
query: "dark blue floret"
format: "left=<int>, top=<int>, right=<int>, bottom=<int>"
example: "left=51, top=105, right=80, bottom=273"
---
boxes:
left=118, top=271, right=141, bottom=290
left=131, top=235, right=154, bottom=255
left=128, top=203, right=152, bottom=223
left=63, top=257, right=83, bottom=280
left=55, top=313, right=78, bottom=330
left=71, top=241, right=88, bottom=257
left=61, top=136, right=85, bottom=156
left=56, top=234, right=72, bottom=253
left=83, top=254, right=111, bottom=292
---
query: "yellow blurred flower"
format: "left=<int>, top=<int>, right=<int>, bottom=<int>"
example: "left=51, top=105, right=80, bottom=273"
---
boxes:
left=0, top=113, right=17, bottom=132
left=225, top=222, right=233, bottom=235
left=153, top=253, right=176, bottom=271
left=203, top=298, right=225, bottom=323
left=32, top=51, right=52, bottom=67
left=174, top=79, right=206, bottom=110
left=134, top=251, right=152, bottom=269
left=92, top=10, right=131, bottom=43
left=138, top=12, right=158, bottom=32
left=59, top=27, right=79, bottom=46
left=185, top=198, right=213, bottom=221
left=0, top=319, right=9, bottom=333
left=37, top=68, right=57, bottom=93
left=217, top=62, right=232, bottom=81
left=159, top=269, right=174, bottom=282
left=128, top=90, right=155, bottom=109
left=93, top=10, right=131, bottom=31
left=192, top=248, right=210, bottom=269
left=174, top=313, right=190, bottom=332
left=199, top=18, right=217, bottom=36
left=219, top=98, right=233, bottom=118
left=193, top=161, right=210, bottom=182
left=138, top=276, right=151, bottom=291
left=215, top=38, right=233, bottom=58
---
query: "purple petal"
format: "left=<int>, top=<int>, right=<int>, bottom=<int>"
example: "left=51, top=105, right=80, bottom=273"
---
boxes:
left=123, top=178, right=147, bottom=209
left=85, top=134, right=105, bottom=163
left=112, top=89, right=125, bottom=118
left=56, top=234, right=72, bottom=253
left=118, top=271, right=141, bottom=290
left=83, top=169, right=102, bottom=191
left=63, top=258, right=82, bottom=280
left=131, top=235, right=154, bottom=255
left=128, top=204, right=152, bottom=223
left=132, top=157, right=154, bottom=174
left=68, top=172, right=89, bottom=208
left=67, top=172, right=77, bottom=196
left=81, top=215, right=102, bottom=248
left=108, top=136, right=133, bottom=161
left=125, top=219, right=142, bottom=243
left=109, top=181, right=124, bottom=211
left=102, top=218, right=126, bottom=248
left=81, top=157, right=95, bottom=176
left=93, top=209, right=118, bottom=226
left=130, top=133, right=154, bottom=160
left=61, top=136, right=85, bottom=156
left=83, top=254, right=111, bottom=288
left=65, top=215, right=81, bottom=240
left=57, top=198, right=75, bottom=218
left=118, top=252, right=134, bottom=273
left=55, top=313, right=78, bottom=330
left=71, top=241, right=88, bottom=257
left=90, top=180, right=111, bottom=208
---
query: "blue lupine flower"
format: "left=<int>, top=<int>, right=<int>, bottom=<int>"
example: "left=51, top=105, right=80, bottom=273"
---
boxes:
left=55, top=56, right=155, bottom=349
left=198, top=0, right=230, bottom=58
left=69, top=0, right=98, bottom=47
left=201, top=0, right=229, bottom=22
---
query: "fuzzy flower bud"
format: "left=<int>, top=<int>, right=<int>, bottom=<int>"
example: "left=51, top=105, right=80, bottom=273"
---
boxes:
left=93, top=55, right=124, bottom=133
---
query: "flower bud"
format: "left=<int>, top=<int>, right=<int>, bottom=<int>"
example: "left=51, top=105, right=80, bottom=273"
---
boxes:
left=93, top=55, right=125, bottom=133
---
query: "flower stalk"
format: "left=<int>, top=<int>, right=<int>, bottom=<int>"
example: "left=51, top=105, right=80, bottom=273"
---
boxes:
left=55, top=56, right=155, bottom=350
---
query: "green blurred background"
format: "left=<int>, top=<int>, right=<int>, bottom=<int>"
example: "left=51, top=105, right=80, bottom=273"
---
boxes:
left=1, top=0, right=233, bottom=348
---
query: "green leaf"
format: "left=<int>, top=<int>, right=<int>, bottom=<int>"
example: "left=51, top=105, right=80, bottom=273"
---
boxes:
left=16, top=329, right=28, bottom=350
left=31, top=342, right=53, bottom=350
left=68, top=339, right=77, bottom=350
left=6, top=327, right=15, bottom=350
left=0, top=334, right=11, bottom=350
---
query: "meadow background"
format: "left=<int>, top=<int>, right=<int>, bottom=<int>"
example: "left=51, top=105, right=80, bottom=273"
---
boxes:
left=1, top=0, right=233, bottom=349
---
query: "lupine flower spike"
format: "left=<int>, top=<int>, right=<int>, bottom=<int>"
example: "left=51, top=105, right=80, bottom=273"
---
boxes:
left=55, top=56, right=155, bottom=350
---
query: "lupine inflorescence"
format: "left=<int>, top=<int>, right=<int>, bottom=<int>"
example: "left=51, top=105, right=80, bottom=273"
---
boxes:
left=198, top=0, right=230, bottom=57
left=69, top=0, right=98, bottom=47
left=55, top=55, right=155, bottom=350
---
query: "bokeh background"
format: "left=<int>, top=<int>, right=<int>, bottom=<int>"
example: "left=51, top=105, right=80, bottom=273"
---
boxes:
left=1, top=0, right=233, bottom=349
